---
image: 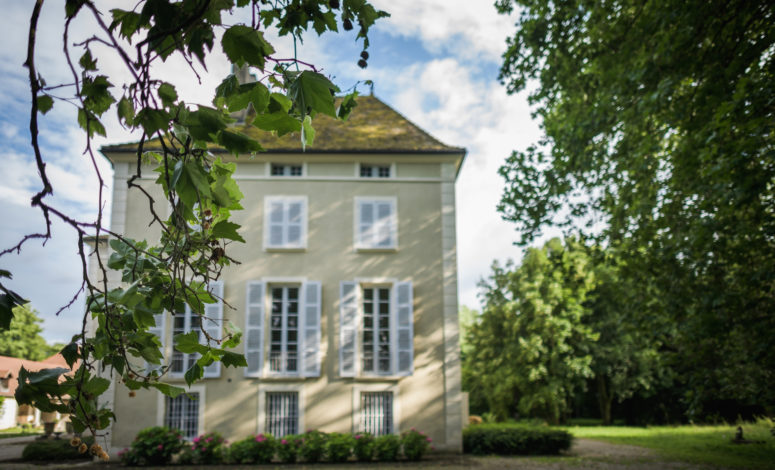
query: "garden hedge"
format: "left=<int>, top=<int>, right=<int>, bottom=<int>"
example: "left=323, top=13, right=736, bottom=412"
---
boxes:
left=22, top=436, right=95, bottom=461
left=463, top=424, right=572, bottom=455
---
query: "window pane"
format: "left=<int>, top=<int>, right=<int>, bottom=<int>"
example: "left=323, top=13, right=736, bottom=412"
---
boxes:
left=271, top=164, right=285, bottom=176
left=378, top=166, right=390, bottom=177
left=290, top=165, right=302, bottom=176
left=266, top=392, right=298, bottom=436
left=166, top=392, right=199, bottom=441
left=361, top=392, right=392, bottom=435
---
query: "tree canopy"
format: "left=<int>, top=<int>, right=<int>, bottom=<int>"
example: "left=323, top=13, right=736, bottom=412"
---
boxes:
left=495, top=0, right=775, bottom=418
left=0, top=304, right=59, bottom=361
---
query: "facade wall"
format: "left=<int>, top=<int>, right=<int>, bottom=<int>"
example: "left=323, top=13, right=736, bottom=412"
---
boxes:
left=108, top=153, right=462, bottom=451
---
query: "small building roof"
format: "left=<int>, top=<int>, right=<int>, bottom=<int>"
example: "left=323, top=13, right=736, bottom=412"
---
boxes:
left=101, top=95, right=466, bottom=155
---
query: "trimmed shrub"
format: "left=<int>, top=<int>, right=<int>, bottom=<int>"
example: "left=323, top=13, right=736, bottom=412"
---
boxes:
left=353, top=432, right=375, bottom=461
left=119, top=426, right=184, bottom=466
left=298, top=430, right=327, bottom=462
left=325, top=432, right=355, bottom=462
left=401, top=428, right=432, bottom=460
left=227, top=433, right=276, bottom=464
left=276, top=434, right=301, bottom=463
left=463, top=424, right=573, bottom=455
left=21, top=436, right=95, bottom=461
left=373, top=434, right=401, bottom=461
left=179, top=431, right=226, bottom=464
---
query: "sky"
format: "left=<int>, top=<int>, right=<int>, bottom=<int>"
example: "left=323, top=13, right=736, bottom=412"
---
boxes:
left=0, top=1, right=545, bottom=344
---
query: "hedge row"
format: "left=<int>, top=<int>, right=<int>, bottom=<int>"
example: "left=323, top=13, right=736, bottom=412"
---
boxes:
left=21, top=436, right=95, bottom=461
left=119, top=427, right=433, bottom=466
left=463, top=424, right=572, bottom=455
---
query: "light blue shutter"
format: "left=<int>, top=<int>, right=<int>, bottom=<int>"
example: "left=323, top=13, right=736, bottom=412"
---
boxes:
left=394, top=281, right=413, bottom=376
left=302, top=281, right=321, bottom=377
left=245, top=281, right=264, bottom=377
left=339, top=281, right=358, bottom=377
left=203, top=281, right=223, bottom=378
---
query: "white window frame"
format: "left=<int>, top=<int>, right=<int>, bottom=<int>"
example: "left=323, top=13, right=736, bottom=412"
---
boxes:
left=358, top=163, right=394, bottom=178
left=267, top=285, right=302, bottom=376
left=360, top=285, right=393, bottom=376
left=354, top=197, right=398, bottom=251
left=352, top=383, right=400, bottom=435
left=268, top=162, right=306, bottom=177
left=264, top=196, right=308, bottom=250
left=156, top=384, right=206, bottom=440
left=257, top=383, right=305, bottom=435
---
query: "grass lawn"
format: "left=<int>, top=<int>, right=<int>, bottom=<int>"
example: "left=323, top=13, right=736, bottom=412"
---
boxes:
left=0, top=426, right=43, bottom=439
left=562, top=418, right=775, bottom=470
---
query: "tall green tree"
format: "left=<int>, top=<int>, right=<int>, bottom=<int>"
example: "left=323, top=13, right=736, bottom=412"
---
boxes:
left=0, top=304, right=58, bottom=361
left=495, top=0, right=775, bottom=417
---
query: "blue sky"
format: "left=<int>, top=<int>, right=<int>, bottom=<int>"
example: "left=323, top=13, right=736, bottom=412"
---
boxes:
left=0, top=1, right=545, bottom=344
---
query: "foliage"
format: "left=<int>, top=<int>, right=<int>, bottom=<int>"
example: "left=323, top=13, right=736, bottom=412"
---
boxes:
left=0, top=304, right=59, bottom=361
left=373, top=433, right=401, bottom=461
left=8, top=0, right=388, bottom=443
left=276, top=434, right=301, bottom=463
left=565, top=419, right=775, bottom=470
left=463, top=423, right=572, bottom=456
left=298, top=429, right=327, bottom=462
left=119, top=426, right=184, bottom=466
left=21, top=436, right=94, bottom=461
left=179, top=431, right=226, bottom=465
left=401, top=428, right=432, bottom=461
left=227, top=433, right=276, bottom=464
left=496, top=0, right=775, bottom=418
left=325, top=432, right=354, bottom=462
left=353, top=432, right=375, bottom=461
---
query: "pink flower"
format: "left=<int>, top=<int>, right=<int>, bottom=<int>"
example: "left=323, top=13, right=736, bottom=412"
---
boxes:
left=281, top=439, right=288, bottom=445
left=411, top=427, right=416, bottom=431
left=426, top=437, right=432, bottom=442
left=157, top=444, right=163, bottom=450
left=193, top=437, right=200, bottom=443
left=354, top=434, right=361, bottom=440
left=431, top=445, right=436, bottom=451
left=191, top=445, right=196, bottom=450
left=255, top=434, right=266, bottom=443
left=206, top=437, right=212, bottom=443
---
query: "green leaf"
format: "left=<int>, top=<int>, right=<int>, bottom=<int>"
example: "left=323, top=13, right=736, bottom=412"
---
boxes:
left=37, top=95, right=53, bottom=114
left=79, top=50, right=97, bottom=71
left=65, top=0, right=85, bottom=18
left=184, top=362, right=203, bottom=386
left=288, top=71, right=340, bottom=119
left=117, top=97, right=135, bottom=126
left=81, top=75, right=115, bottom=116
left=183, top=161, right=213, bottom=199
left=337, top=91, right=358, bottom=120
left=211, top=221, right=245, bottom=243
left=135, top=108, right=169, bottom=135
left=83, top=377, right=111, bottom=396
left=77, top=109, right=106, bottom=138
left=174, top=331, right=207, bottom=354
left=149, top=382, right=186, bottom=398
left=158, top=82, right=178, bottom=108
left=225, top=82, right=270, bottom=113
left=252, top=110, right=301, bottom=136
left=183, top=106, right=229, bottom=142
left=0, top=282, right=26, bottom=330
left=221, top=25, right=275, bottom=69
left=217, top=130, right=263, bottom=156
left=221, top=351, right=248, bottom=368
left=301, top=115, right=315, bottom=149
left=60, top=342, right=79, bottom=369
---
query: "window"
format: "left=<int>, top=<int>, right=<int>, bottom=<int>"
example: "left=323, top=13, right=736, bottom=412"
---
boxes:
left=165, top=392, right=200, bottom=440
left=362, top=287, right=391, bottom=374
left=354, top=198, right=397, bottom=250
left=245, top=281, right=321, bottom=378
left=266, top=392, right=299, bottom=436
left=171, top=282, right=223, bottom=378
left=339, top=281, right=413, bottom=377
left=360, top=392, right=393, bottom=435
left=360, top=164, right=391, bottom=178
left=271, top=164, right=303, bottom=176
left=264, top=196, right=308, bottom=249
left=269, top=286, right=299, bottom=374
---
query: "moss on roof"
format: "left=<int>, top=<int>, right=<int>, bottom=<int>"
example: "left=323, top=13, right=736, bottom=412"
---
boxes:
left=102, top=95, right=464, bottom=154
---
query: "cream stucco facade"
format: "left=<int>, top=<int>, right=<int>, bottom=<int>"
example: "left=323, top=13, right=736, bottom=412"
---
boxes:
left=102, top=131, right=464, bottom=452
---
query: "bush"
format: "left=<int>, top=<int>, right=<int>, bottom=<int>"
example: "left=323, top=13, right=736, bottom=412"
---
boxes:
left=298, top=430, right=327, bottom=462
left=463, top=424, right=573, bottom=455
left=353, top=432, right=375, bottom=461
left=119, top=426, right=184, bottom=466
left=179, top=431, right=226, bottom=464
left=22, top=436, right=94, bottom=461
left=227, top=433, right=276, bottom=464
left=373, top=434, right=401, bottom=461
left=401, top=428, right=432, bottom=460
left=325, top=432, right=355, bottom=462
left=276, top=434, right=301, bottom=463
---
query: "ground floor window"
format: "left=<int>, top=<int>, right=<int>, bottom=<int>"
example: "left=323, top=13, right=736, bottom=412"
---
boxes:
left=266, top=391, right=298, bottom=436
left=165, top=392, right=199, bottom=440
left=360, top=391, right=393, bottom=435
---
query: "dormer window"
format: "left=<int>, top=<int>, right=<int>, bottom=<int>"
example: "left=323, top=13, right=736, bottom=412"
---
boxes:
left=271, top=164, right=303, bottom=177
left=360, top=164, right=391, bottom=178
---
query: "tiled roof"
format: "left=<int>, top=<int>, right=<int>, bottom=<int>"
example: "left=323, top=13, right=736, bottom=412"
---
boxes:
left=102, top=95, right=465, bottom=154
left=0, top=354, right=78, bottom=398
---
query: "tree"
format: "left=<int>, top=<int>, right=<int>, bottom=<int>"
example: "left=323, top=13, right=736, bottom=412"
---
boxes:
left=495, top=0, right=775, bottom=418
left=466, top=238, right=598, bottom=424
left=2, top=0, right=388, bottom=448
left=0, top=304, right=58, bottom=361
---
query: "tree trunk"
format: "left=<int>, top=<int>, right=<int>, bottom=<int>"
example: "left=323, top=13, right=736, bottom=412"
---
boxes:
left=596, top=375, right=613, bottom=425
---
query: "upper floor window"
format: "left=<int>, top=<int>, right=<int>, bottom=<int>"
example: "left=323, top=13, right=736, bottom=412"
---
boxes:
left=264, top=196, right=308, bottom=250
left=360, top=164, right=391, bottom=178
left=271, top=164, right=303, bottom=176
left=355, top=198, right=397, bottom=250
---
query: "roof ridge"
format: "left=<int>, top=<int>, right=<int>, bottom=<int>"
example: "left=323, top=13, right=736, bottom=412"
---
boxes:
left=365, top=95, right=460, bottom=151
